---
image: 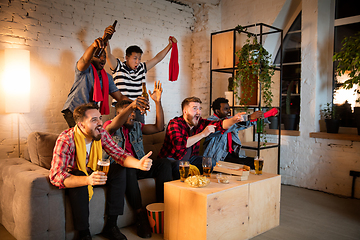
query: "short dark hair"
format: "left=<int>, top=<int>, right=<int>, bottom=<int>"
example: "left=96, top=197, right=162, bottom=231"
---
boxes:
left=73, top=103, right=99, bottom=124
left=181, top=97, right=202, bottom=111
left=212, top=97, right=229, bottom=113
left=126, top=45, right=143, bottom=57
left=115, top=100, right=133, bottom=110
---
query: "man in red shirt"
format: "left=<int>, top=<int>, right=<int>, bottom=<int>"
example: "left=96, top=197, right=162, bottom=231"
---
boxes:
left=158, top=96, right=247, bottom=179
left=50, top=103, right=152, bottom=240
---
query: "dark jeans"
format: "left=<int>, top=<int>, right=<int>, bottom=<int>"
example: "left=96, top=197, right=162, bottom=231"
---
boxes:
left=167, top=155, right=204, bottom=180
left=224, top=152, right=255, bottom=169
left=126, top=158, right=172, bottom=210
left=62, top=109, right=76, bottom=128
left=66, top=162, right=126, bottom=231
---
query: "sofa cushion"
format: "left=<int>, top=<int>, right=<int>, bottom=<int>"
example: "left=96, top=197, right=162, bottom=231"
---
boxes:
left=142, top=131, right=165, bottom=159
left=28, top=132, right=59, bottom=170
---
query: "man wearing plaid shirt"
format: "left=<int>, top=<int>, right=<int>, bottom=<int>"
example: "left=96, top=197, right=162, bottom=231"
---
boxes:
left=49, top=103, right=152, bottom=240
left=158, top=96, right=246, bottom=179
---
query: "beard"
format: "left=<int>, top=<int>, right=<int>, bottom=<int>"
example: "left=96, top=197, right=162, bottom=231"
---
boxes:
left=185, top=113, right=200, bottom=127
left=90, top=126, right=102, bottom=141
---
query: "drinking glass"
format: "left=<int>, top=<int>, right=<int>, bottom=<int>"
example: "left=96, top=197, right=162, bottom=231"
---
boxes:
left=97, top=159, right=110, bottom=176
left=202, top=157, right=212, bottom=178
left=179, top=160, right=190, bottom=182
left=254, top=157, right=264, bottom=175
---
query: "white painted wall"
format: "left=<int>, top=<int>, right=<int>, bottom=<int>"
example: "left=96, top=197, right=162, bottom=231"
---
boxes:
left=0, top=0, right=195, bottom=158
left=219, top=0, right=360, bottom=198
left=1, top=0, right=359, bottom=198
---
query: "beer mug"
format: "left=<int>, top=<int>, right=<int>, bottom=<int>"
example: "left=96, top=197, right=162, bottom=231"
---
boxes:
left=254, top=156, right=264, bottom=175
left=202, top=157, right=212, bottom=178
left=97, top=159, right=110, bottom=176
left=179, top=160, right=190, bottom=182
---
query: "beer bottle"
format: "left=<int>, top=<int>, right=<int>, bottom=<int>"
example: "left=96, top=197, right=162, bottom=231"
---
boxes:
left=94, top=20, right=117, bottom=58
left=142, top=82, right=149, bottom=100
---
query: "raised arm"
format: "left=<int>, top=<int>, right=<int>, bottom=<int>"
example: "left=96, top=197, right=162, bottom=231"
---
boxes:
left=77, top=37, right=105, bottom=72
left=105, top=41, right=117, bottom=70
left=142, top=81, right=165, bottom=134
left=104, top=97, right=149, bottom=134
left=146, top=36, right=177, bottom=70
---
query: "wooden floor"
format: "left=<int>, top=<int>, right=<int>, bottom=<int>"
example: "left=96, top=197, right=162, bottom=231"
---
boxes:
left=1, top=185, right=360, bottom=240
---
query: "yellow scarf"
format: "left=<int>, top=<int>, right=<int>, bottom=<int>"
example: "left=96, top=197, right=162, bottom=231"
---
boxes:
left=74, top=125, right=102, bottom=201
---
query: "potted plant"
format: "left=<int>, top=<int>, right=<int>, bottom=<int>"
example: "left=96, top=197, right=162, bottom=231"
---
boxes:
left=333, top=31, right=360, bottom=134
left=233, top=25, right=275, bottom=140
left=321, top=102, right=340, bottom=133
left=234, top=26, right=275, bottom=110
left=283, top=80, right=297, bottom=130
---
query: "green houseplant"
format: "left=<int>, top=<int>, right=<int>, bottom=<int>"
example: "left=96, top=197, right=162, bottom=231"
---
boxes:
left=333, top=31, right=360, bottom=134
left=321, top=102, right=340, bottom=133
left=234, top=25, right=275, bottom=110
left=233, top=25, right=275, bottom=141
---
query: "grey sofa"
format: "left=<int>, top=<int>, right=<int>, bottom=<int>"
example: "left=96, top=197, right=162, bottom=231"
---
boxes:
left=0, top=130, right=165, bottom=240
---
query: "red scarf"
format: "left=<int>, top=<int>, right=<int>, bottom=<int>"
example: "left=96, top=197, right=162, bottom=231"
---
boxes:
left=169, top=37, right=179, bottom=81
left=215, top=113, right=234, bottom=153
left=91, top=64, right=109, bottom=115
left=250, top=108, right=279, bottom=122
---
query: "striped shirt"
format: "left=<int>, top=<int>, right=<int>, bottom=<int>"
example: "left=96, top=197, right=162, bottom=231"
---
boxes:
left=112, top=58, right=147, bottom=101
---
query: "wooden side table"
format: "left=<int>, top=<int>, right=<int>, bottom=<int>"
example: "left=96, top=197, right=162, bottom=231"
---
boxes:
left=164, top=173, right=281, bottom=240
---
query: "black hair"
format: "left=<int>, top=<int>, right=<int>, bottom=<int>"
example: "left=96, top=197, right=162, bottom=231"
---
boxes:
left=126, top=45, right=143, bottom=57
left=212, top=97, right=229, bottom=113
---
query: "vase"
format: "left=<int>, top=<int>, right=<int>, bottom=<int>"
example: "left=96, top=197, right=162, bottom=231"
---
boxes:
left=268, top=116, right=278, bottom=129
left=325, top=119, right=340, bottom=133
left=283, top=114, right=297, bottom=130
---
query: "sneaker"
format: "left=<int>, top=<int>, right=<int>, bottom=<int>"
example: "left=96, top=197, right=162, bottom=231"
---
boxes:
left=136, top=210, right=152, bottom=238
left=102, top=225, right=127, bottom=240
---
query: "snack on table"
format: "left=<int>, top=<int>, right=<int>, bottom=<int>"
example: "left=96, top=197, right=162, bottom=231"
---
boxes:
left=185, top=175, right=210, bottom=188
left=189, top=164, right=200, bottom=176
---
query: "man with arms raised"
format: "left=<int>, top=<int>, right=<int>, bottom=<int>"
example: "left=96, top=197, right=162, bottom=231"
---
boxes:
left=103, top=81, right=171, bottom=238
left=61, top=27, right=148, bottom=127
left=50, top=103, right=152, bottom=240
left=104, top=25, right=177, bottom=122
left=158, top=96, right=248, bottom=179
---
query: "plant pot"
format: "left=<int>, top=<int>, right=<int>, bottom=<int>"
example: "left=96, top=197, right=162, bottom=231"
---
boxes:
left=325, top=119, right=340, bottom=133
left=283, top=114, right=297, bottom=130
left=268, top=116, right=278, bottom=129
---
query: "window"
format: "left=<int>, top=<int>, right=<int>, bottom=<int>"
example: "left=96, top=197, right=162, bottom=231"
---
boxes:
left=274, top=12, right=301, bottom=124
left=333, top=0, right=360, bottom=127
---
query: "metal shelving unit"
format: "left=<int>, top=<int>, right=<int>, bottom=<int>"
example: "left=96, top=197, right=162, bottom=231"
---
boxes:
left=210, top=23, right=283, bottom=174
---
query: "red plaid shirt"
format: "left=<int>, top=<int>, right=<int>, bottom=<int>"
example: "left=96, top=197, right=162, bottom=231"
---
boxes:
left=49, top=127, right=128, bottom=189
left=158, top=116, right=224, bottom=160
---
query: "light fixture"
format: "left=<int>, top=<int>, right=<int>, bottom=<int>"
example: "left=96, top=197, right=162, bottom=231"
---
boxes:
left=3, top=48, right=31, bottom=157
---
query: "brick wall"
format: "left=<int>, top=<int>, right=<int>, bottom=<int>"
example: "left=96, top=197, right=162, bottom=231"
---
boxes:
left=220, top=0, right=360, bottom=198
left=0, top=0, right=195, bottom=158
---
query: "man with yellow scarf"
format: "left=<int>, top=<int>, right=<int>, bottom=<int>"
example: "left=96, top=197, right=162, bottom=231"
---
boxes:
left=49, top=103, right=152, bottom=240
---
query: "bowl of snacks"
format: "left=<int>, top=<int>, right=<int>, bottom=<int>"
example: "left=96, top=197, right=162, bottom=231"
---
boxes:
left=185, top=175, right=210, bottom=188
left=216, top=173, right=231, bottom=184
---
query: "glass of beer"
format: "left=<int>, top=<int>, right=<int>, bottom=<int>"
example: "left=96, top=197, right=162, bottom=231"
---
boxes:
left=202, top=157, right=212, bottom=178
left=254, top=156, right=264, bottom=175
left=97, top=159, right=110, bottom=176
left=179, top=160, right=190, bottom=182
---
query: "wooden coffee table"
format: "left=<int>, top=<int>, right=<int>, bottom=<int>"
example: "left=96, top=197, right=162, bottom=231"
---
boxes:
left=164, top=172, right=281, bottom=240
